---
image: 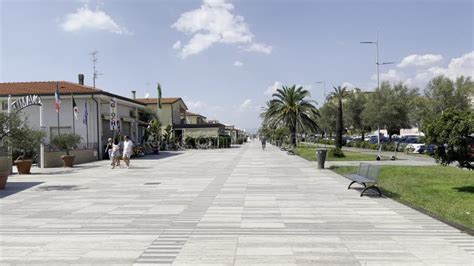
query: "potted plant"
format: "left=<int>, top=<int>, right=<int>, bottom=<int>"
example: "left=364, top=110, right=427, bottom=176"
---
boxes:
left=0, top=112, right=24, bottom=188
left=11, top=127, right=45, bottom=174
left=51, top=133, right=82, bottom=167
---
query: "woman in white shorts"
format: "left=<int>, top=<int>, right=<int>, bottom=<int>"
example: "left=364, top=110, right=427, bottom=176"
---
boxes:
left=122, top=136, right=133, bottom=169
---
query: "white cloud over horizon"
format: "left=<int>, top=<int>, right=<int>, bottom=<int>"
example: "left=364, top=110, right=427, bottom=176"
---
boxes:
left=397, top=54, right=443, bottom=68
left=341, top=82, right=355, bottom=89
left=233, top=61, right=243, bottom=67
left=172, top=0, right=272, bottom=58
left=60, top=4, right=128, bottom=34
left=264, top=81, right=282, bottom=95
left=373, top=51, right=473, bottom=88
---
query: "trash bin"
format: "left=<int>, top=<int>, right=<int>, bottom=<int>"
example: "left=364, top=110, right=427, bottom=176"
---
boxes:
left=316, top=149, right=327, bottom=169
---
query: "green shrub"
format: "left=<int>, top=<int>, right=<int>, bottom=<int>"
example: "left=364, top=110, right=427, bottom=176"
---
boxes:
left=185, top=137, right=196, bottom=149
left=328, top=148, right=345, bottom=158
left=51, top=133, right=82, bottom=155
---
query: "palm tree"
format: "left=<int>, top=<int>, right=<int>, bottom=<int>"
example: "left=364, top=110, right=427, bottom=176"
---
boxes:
left=328, top=86, right=349, bottom=149
left=261, top=85, right=320, bottom=146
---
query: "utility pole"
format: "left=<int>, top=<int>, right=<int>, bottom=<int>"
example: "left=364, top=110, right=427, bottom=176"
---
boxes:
left=91, top=51, right=103, bottom=88
left=361, top=34, right=394, bottom=147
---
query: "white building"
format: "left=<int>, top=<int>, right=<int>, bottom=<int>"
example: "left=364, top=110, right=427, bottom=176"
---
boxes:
left=0, top=76, right=146, bottom=167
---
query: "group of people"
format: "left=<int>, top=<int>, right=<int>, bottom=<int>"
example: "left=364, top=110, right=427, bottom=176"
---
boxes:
left=105, top=136, right=134, bottom=169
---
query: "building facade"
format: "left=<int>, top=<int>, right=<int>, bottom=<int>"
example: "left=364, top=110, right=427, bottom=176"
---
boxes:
left=0, top=78, right=145, bottom=167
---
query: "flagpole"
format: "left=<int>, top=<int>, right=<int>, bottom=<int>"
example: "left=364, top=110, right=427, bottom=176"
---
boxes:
left=56, top=82, right=60, bottom=137
left=85, top=101, right=89, bottom=148
left=71, top=94, right=75, bottom=134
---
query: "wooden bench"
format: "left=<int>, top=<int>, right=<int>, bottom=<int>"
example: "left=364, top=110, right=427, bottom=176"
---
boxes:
left=346, top=163, right=382, bottom=197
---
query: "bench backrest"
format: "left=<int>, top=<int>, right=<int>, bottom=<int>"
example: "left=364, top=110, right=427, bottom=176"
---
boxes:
left=358, top=163, right=380, bottom=182
left=357, top=163, right=370, bottom=176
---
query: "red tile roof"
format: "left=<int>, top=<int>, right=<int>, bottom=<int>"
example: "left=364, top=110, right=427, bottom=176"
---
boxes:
left=0, top=81, right=145, bottom=106
left=136, top=97, right=181, bottom=104
left=0, top=81, right=101, bottom=96
left=186, top=111, right=206, bottom=118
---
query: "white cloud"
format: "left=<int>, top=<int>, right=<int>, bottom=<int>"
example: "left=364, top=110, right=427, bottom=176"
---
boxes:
left=172, top=0, right=272, bottom=58
left=60, top=4, right=128, bottom=34
left=172, top=41, right=182, bottom=50
left=237, top=99, right=261, bottom=113
left=375, top=51, right=473, bottom=88
left=397, top=54, right=443, bottom=68
left=342, top=82, right=355, bottom=89
left=264, top=81, right=282, bottom=95
left=233, top=61, right=243, bottom=67
left=239, top=99, right=253, bottom=110
left=243, top=43, right=272, bottom=54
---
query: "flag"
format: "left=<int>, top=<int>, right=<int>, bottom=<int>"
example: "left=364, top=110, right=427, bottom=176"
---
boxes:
left=54, top=83, right=61, bottom=113
left=72, top=96, right=79, bottom=120
left=83, top=102, right=88, bottom=125
left=157, top=83, right=162, bottom=109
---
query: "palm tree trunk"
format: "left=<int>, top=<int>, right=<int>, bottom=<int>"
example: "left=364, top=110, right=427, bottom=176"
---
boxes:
left=335, top=99, right=343, bottom=149
left=290, top=126, right=296, bottom=147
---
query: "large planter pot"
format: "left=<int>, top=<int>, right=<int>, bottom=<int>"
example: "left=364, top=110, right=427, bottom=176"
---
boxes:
left=0, top=171, right=9, bottom=189
left=61, top=155, right=75, bottom=168
left=14, top=159, right=33, bottom=175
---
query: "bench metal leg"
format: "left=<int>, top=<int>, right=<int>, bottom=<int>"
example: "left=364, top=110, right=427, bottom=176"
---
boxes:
left=360, top=186, right=382, bottom=197
left=348, top=181, right=367, bottom=190
left=348, top=181, right=356, bottom=189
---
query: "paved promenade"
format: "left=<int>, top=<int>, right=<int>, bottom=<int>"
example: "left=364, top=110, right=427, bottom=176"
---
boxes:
left=1, top=142, right=473, bottom=265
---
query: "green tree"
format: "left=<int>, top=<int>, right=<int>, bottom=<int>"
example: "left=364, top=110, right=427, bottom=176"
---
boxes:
left=51, top=133, right=82, bottom=156
left=0, top=113, right=45, bottom=159
left=11, top=126, right=45, bottom=160
left=0, top=112, right=22, bottom=141
left=318, top=101, right=337, bottom=138
left=424, top=75, right=473, bottom=114
left=327, top=86, right=350, bottom=148
left=363, top=82, right=412, bottom=140
left=261, top=85, right=320, bottom=146
left=344, top=89, right=370, bottom=140
left=422, top=110, right=473, bottom=169
left=408, top=94, right=431, bottom=130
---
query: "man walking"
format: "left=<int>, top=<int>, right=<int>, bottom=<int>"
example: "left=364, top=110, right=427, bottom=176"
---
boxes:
left=123, top=136, right=134, bottom=169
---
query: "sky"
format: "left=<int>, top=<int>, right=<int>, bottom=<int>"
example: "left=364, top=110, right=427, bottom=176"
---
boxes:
left=1, top=0, right=473, bottom=132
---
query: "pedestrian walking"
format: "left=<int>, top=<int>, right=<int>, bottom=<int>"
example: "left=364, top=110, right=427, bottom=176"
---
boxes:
left=105, top=138, right=113, bottom=166
left=111, top=138, right=121, bottom=169
left=123, top=136, right=134, bottom=169
left=261, top=137, right=266, bottom=150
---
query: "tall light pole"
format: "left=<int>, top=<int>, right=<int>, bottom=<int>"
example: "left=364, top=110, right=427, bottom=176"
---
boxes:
left=360, top=35, right=394, bottom=146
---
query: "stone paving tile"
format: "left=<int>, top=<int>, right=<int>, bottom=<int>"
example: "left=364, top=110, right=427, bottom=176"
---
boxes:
left=0, top=143, right=473, bottom=265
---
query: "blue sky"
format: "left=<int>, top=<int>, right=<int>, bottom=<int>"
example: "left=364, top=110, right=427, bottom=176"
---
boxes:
left=1, top=0, right=472, bottom=132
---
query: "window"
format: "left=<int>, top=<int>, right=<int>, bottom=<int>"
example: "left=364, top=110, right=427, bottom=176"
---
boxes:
left=1, top=101, right=8, bottom=111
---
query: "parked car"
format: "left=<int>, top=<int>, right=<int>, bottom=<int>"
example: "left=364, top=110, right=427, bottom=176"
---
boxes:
left=405, top=143, right=425, bottom=154
left=425, top=144, right=437, bottom=155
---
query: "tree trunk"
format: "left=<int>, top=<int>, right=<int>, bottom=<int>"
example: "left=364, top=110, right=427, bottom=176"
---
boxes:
left=335, top=99, right=343, bottom=149
left=361, top=131, right=365, bottom=142
left=290, top=126, right=296, bottom=147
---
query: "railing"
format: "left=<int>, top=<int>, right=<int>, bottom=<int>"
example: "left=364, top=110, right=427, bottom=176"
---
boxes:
left=0, top=145, right=9, bottom=156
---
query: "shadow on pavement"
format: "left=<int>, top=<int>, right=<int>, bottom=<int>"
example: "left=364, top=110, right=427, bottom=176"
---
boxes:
left=0, top=182, right=43, bottom=199
left=35, top=185, right=87, bottom=191
left=138, top=152, right=184, bottom=160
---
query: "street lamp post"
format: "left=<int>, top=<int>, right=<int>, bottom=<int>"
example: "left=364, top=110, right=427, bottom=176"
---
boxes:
left=360, top=35, right=394, bottom=146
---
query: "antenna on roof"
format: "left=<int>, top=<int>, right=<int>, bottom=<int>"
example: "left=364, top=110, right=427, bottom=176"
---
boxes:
left=91, top=50, right=103, bottom=88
